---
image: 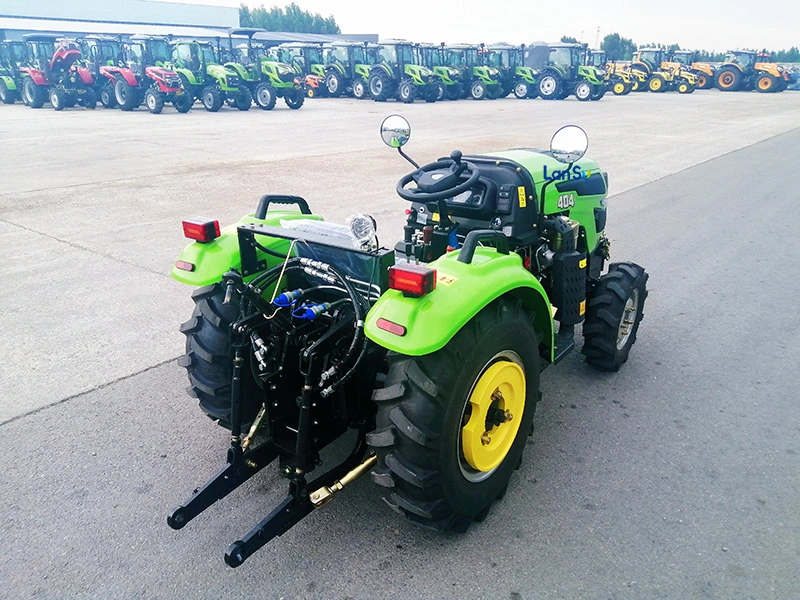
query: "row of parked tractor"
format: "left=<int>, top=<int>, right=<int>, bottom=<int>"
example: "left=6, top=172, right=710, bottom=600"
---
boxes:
left=0, top=28, right=796, bottom=114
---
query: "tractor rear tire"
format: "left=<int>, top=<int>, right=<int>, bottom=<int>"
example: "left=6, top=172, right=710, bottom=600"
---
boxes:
left=715, top=67, right=742, bottom=91
left=23, top=78, right=47, bottom=108
left=201, top=86, right=223, bottom=112
left=398, top=79, right=416, bottom=103
left=648, top=75, right=666, bottom=92
left=145, top=88, right=165, bottom=114
left=445, top=83, right=462, bottom=100
left=50, top=88, right=67, bottom=111
left=575, top=80, right=592, bottom=101
left=696, top=73, right=712, bottom=89
left=115, top=78, right=139, bottom=111
left=369, top=71, right=393, bottom=102
left=235, top=86, right=252, bottom=110
left=513, top=81, right=529, bottom=99
left=582, top=263, right=649, bottom=372
left=470, top=80, right=486, bottom=100
left=368, top=298, right=540, bottom=532
left=431, top=81, right=445, bottom=102
left=486, top=84, right=502, bottom=99
left=284, top=88, right=304, bottom=109
left=325, top=71, right=343, bottom=97
left=756, top=74, right=779, bottom=93
left=254, top=82, right=277, bottom=110
left=538, top=73, right=563, bottom=100
left=100, top=83, right=117, bottom=108
left=526, top=85, right=539, bottom=99
left=179, top=283, right=262, bottom=430
left=0, top=80, right=16, bottom=104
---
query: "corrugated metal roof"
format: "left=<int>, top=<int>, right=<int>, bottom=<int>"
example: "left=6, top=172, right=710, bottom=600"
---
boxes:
left=0, top=16, right=228, bottom=39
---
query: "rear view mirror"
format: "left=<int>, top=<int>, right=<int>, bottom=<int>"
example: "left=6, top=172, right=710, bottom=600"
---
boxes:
left=380, top=115, right=411, bottom=148
left=550, top=125, right=588, bottom=164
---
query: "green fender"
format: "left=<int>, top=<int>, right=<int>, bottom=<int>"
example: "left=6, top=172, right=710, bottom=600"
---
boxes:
left=207, top=64, right=238, bottom=91
left=225, top=62, right=258, bottom=84
left=171, top=211, right=322, bottom=287
left=1, top=75, right=16, bottom=91
left=176, top=68, right=202, bottom=86
left=364, top=247, right=555, bottom=361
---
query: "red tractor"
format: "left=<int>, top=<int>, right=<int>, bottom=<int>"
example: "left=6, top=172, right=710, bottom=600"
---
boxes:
left=19, top=34, right=97, bottom=110
left=99, top=35, right=192, bottom=114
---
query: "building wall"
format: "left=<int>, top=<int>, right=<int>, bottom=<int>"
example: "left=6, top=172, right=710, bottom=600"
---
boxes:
left=0, top=0, right=238, bottom=28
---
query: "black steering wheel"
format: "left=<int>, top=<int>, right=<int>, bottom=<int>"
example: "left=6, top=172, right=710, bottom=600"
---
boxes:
left=396, top=150, right=480, bottom=202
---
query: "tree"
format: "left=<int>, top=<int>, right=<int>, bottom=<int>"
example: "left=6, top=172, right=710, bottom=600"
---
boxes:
left=239, top=2, right=341, bottom=34
left=601, top=33, right=637, bottom=61
left=560, top=36, right=578, bottom=44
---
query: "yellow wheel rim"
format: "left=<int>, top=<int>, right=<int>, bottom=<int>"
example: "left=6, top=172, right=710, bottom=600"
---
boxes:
left=461, top=358, right=525, bottom=475
left=613, top=82, right=625, bottom=94
left=720, top=73, right=734, bottom=88
left=679, top=83, right=688, bottom=92
left=650, top=78, right=662, bottom=90
left=758, top=77, right=771, bottom=90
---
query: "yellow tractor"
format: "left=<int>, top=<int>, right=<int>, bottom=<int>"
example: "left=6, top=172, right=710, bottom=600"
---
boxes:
left=715, top=50, right=791, bottom=92
left=588, top=50, right=632, bottom=95
left=670, top=50, right=715, bottom=89
left=631, top=48, right=696, bottom=93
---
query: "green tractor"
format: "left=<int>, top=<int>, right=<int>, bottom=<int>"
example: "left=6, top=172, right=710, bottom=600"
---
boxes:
left=0, top=40, right=26, bottom=104
left=167, top=115, right=649, bottom=567
left=538, top=43, right=606, bottom=100
left=444, top=44, right=504, bottom=100
left=169, top=39, right=251, bottom=112
left=485, top=43, right=539, bottom=99
left=418, top=43, right=465, bottom=100
left=271, top=41, right=326, bottom=97
left=223, top=28, right=305, bottom=110
left=368, top=40, right=440, bottom=103
left=323, top=41, right=379, bottom=99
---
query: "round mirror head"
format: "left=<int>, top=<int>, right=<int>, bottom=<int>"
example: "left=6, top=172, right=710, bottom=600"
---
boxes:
left=380, top=114, right=411, bottom=148
left=550, top=125, right=588, bottom=164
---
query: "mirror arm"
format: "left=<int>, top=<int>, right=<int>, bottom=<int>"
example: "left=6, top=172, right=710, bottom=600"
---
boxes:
left=398, top=147, right=420, bottom=169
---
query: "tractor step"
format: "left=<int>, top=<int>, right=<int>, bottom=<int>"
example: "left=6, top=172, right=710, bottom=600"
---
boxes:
left=553, top=328, right=576, bottom=364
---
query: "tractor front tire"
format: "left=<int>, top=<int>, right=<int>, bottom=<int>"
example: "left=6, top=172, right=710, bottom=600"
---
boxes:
left=235, top=86, right=252, bottom=110
left=446, top=83, right=462, bottom=100
left=648, top=75, right=666, bottom=92
left=254, top=82, right=277, bottom=110
left=756, top=74, right=779, bottom=93
left=715, top=67, right=742, bottom=91
left=284, top=88, right=305, bottom=109
left=81, top=88, right=97, bottom=109
left=431, top=81, right=445, bottom=102
left=325, top=71, right=343, bottom=97
left=470, top=80, right=486, bottom=100
left=201, top=86, right=223, bottom=112
left=174, top=92, right=193, bottom=113
left=538, top=73, right=563, bottom=100
left=145, top=88, right=165, bottom=114
left=23, top=78, right=47, bottom=108
left=612, top=80, right=628, bottom=95
left=582, top=263, right=649, bottom=372
left=590, top=84, right=606, bottom=100
left=352, top=79, right=368, bottom=99
left=100, top=83, right=117, bottom=108
left=369, top=299, right=540, bottom=532
left=575, top=80, right=592, bottom=101
left=398, top=79, right=416, bottom=104
left=369, top=71, right=393, bottom=102
left=115, top=78, right=139, bottom=111
left=179, top=283, right=262, bottom=429
left=513, top=81, right=529, bottom=99
left=50, top=88, right=67, bottom=111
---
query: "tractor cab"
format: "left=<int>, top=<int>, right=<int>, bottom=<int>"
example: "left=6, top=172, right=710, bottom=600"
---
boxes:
left=546, top=43, right=585, bottom=79
left=725, top=50, right=755, bottom=70
left=275, top=42, right=325, bottom=77
left=171, top=40, right=205, bottom=72
left=588, top=50, right=606, bottom=68
left=0, top=40, right=26, bottom=73
left=78, top=35, right=121, bottom=76
left=445, top=44, right=479, bottom=72
left=22, top=34, right=61, bottom=76
left=670, top=50, right=694, bottom=65
left=632, top=48, right=663, bottom=73
left=127, top=35, right=172, bottom=68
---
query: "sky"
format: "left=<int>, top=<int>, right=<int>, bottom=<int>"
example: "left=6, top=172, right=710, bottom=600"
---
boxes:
left=153, top=0, right=800, bottom=51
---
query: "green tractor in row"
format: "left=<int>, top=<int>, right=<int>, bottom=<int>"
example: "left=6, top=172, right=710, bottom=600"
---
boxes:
left=539, top=43, right=606, bottom=100
left=444, top=44, right=504, bottom=100
left=368, top=40, right=441, bottom=103
left=0, top=40, right=26, bottom=104
left=223, top=28, right=305, bottom=110
left=169, top=39, right=251, bottom=111
left=324, top=41, right=379, bottom=99
left=485, top=43, right=540, bottom=99
left=271, top=41, right=325, bottom=97
left=167, top=116, right=648, bottom=567
left=418, top=43, right=465, bottom=100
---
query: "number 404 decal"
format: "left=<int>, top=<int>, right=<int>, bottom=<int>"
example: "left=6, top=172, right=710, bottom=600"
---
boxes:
left=557, top=194, right=575, bottom=210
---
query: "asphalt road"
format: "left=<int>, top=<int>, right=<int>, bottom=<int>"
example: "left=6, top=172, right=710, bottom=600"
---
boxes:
left=1, top=93, right=799, bottom=599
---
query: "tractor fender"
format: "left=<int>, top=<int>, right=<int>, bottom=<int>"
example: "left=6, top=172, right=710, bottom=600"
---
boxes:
left=75, top=66, right=94, bottom=85
left=24, top=69, right=48, bottom=85
left=364, top=248, right=555, bottom=361
left=0, top=75, right=16, bottom=91
left=99, top=66, right=121, bottom=82
left=114, top=69, right=138, bottom=87
left=755, top=63, right=781, bottom=78
left=172, top=211, right=322, bottom=287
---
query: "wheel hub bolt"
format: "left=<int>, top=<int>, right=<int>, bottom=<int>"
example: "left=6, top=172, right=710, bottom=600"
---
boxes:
left=481, top=432, right=492, bottom=446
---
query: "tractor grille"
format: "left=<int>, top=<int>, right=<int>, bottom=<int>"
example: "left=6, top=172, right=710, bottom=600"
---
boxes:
left=227, top=76, right=240, bottom=87
left=166, top=78, right=181, bottom=88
